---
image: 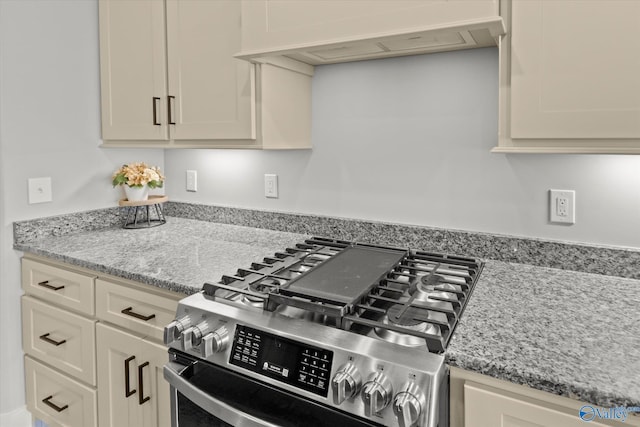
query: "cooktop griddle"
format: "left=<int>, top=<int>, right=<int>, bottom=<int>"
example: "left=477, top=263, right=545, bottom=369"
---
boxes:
left=281, top=245, right=407, bottom=305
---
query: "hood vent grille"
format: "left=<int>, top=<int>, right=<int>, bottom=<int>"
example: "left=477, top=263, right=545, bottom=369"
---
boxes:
left=236, top=18, right=505, bottom=66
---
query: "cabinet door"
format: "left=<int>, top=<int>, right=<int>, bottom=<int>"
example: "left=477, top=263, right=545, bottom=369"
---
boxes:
left=99, top=0, right=168, bottom=140
left=464, top=383, right=611, bottom=427
left=138, top=337, right=171, bottom=427
left=166, top=0, right=255, bottom=140
left=510, top=0, right=640, bottom=139
left=96, top=323, right=170, bottom=427
left=97, top=323, right=143, bottom=427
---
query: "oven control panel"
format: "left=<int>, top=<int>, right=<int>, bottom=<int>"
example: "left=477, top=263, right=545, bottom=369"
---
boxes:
left=229, top=325, right=334, bottom=397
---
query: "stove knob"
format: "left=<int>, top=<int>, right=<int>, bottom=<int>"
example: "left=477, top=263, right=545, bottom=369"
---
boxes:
left=180, top=326, right=196, bottom=351
left=331, top=363, right=362, bottom=405
left=164, top=315, right=192, bottom=345
left=362, top=372, right=393, bottom=417
left=179, top=320, right=207, bottom=351
left=209, top=325, right=229, bottom=354
left=393, top=381, right=427, bottom=427
left=200, top=333, right=215, bottom=358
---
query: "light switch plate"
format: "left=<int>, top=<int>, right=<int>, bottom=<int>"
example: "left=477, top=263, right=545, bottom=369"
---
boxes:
left=264, top=174, right=278, bottom=198
left=28, top=177, right=52, bottom=204
left=186, top=170, right=197, bottom=192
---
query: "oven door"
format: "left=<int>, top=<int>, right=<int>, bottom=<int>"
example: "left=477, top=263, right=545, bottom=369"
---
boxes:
left=164, top=350, right=384, bottom=427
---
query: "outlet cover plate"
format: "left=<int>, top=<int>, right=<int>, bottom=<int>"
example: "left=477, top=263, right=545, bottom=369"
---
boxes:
left=549, top=189, right=575, bottom=224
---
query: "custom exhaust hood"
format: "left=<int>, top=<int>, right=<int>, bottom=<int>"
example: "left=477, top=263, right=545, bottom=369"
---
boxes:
left=235, top=2, right=505, bottom=66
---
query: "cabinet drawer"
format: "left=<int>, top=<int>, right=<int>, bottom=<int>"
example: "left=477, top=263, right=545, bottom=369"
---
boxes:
left=22, top=258, right=96, bottom=316
left=96, top=279, right=179, bottom=342
left=25, top=356, right=97, bottom=427
left=22, top=296, right=97, bottom=386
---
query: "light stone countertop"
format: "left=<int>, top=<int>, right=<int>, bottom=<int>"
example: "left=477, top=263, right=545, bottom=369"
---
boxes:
left=447, top=260, right=640, bottom=409
left=14, top=216, right=309, bottom=295
left=14, top=216, right=640, bottom=409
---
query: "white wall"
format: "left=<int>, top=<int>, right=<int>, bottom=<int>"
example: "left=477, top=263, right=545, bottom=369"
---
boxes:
left=0, top=0, right=163, bottom=415
left=165, top=49, right=640, bottom=249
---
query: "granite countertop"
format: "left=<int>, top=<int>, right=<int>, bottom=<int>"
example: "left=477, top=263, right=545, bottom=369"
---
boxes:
left=14, top=216, right=309, bottom=295
left=447, top=260, right=640, bottom=408
left=14, top=216, right=639, bottom=409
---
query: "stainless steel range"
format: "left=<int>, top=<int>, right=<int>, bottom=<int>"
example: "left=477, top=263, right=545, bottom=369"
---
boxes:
left=163, top=237, right=483, bottom=427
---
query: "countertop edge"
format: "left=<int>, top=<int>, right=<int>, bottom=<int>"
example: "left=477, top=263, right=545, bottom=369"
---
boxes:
left=15, top=244, right=199, bottom=296
left=445, top=355, right=640, bottom=409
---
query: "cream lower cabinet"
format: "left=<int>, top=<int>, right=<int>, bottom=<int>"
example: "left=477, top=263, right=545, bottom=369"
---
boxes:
left=496, top=0, right=640, bottom=153
left=22, top=257, right=98, bottom=427
left=96, top=323, right=171, bottom=427
left=21, top=255, right=180, bottom=427
left=25, top=356, right=98, bottom=427
left=450, top=367, right=639, bottom=427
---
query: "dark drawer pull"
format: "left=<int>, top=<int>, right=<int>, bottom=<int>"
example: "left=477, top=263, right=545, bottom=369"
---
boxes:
left=121, top=307, right=156, bottom=322
left=152, top=97, right=161, bottom=125
left=42, top=395, right=68, bottom=413
left=37, top=280, right=64, bottom=291
left=168, top=95, right=175, bottom=125
left=39, top=333, right=66, bottom=346
left=138, top=361, right=150, bottom=405
left=124, top=355, right=136, bottom=398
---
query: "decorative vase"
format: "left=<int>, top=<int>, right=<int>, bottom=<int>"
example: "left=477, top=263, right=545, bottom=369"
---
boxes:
left=123, top=185, right=149, bottom=202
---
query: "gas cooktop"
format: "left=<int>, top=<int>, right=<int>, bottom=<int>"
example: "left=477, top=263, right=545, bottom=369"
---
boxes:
left=203, top=237, right=483, bottom=353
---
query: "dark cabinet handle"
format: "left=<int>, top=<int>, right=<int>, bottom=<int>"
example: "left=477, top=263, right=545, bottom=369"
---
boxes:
left=124, top=355, right=136, bottom=398
left=121, top=307, right=156, bottom=322
left=152, top=97, right=161, bottom=125
left=42, top=395, right=68, bottom=413
left=138, top=361, right=150, bottom=405
left=39, top=333, right=66, bottom=346
left=37, top=280, right=64, bottom=291
left=168, top=96, right=175, bottom=125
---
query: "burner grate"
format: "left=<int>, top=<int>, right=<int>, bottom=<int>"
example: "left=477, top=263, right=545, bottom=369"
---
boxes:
left=202, top=237, right=483, bottom=354
left=345, top=250, right=483, bottom=352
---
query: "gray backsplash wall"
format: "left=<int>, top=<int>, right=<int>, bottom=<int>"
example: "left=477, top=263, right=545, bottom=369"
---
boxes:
left=14, top=203, right=640, bottom=280
left=163, top=48, right=640, bottom=250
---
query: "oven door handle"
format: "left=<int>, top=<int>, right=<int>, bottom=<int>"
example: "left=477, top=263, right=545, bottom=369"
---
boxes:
left=164, top=362, right=281, bottom=427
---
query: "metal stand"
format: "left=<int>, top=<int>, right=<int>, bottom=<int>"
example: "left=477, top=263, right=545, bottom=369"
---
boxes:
left=119, top=195, right=168, bottom=229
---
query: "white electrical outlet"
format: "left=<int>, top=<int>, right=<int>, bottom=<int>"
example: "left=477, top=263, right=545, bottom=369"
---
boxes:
left=549, top=189, right=575, bottom=224
left=264, top=174, right=278, bottom=198
left=186, top=170, right=197, bottom=192
left=28, top=177, right=52, bottom=204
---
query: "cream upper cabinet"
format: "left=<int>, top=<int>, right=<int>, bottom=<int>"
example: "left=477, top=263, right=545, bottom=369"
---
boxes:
left=99, top=0, right=169, bottom=141
left=99, top=0, right=255, bottom=144
left=496, top=0, right=640, bottom=153
left=99, top=0, right=311, bottom=149
left=165, top=0, right=255, bottom=141
left=238, top=0, right=504, bottom=64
